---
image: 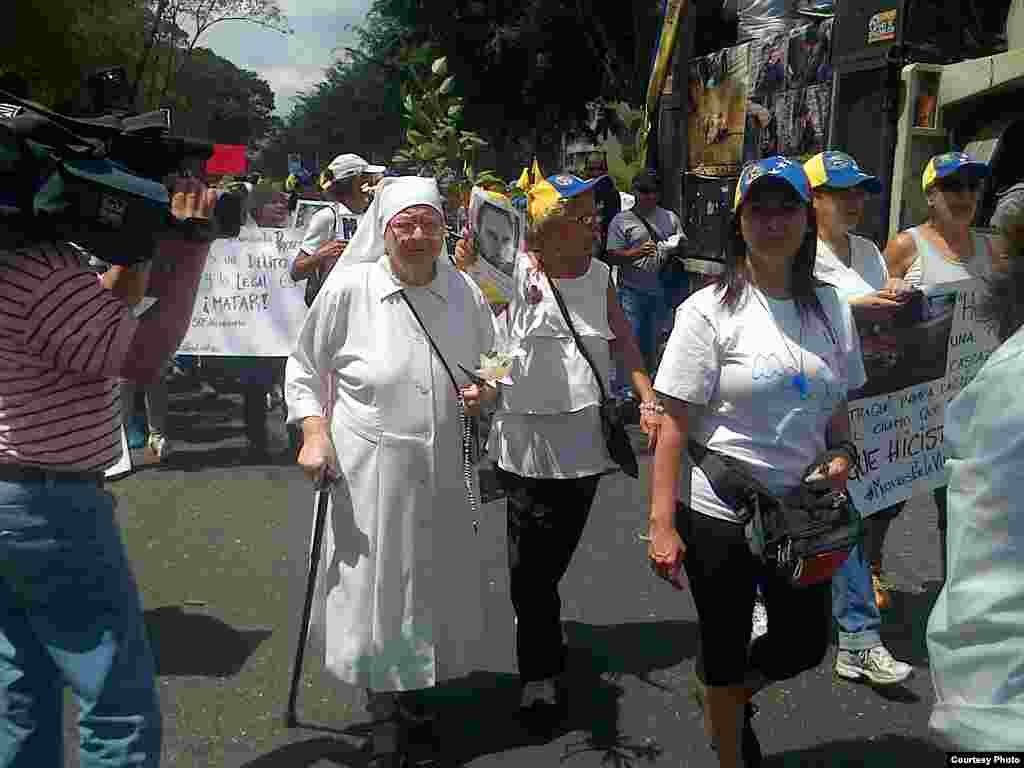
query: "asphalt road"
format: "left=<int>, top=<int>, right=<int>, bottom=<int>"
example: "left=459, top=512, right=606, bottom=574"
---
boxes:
left=60, top=387, right=949, bottom=767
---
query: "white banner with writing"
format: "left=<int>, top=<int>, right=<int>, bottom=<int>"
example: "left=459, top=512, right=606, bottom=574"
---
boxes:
left=177, top=226, right=307, bottom=356
left=846, top=278, right=1000, bottom=515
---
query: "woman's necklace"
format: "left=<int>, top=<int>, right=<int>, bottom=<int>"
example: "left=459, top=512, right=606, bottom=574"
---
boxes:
left=751, top=287, right=809, bottom=400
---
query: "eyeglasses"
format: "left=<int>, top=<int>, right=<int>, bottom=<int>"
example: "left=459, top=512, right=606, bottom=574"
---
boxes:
left=389, top=217, right=445, bottom=238
left=570, top=214, right=597, bottom=226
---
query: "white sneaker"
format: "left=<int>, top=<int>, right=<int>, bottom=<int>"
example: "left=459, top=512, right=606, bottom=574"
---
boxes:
left=835, top=645, right=912, bottom=685
left=519, top=678, right=558, bottom=709
left=750, top=598, right=768, bottom=643
left=147, top=433, right=172, bottom=461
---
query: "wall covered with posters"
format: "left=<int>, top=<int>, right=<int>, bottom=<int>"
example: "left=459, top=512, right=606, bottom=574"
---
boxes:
left=688, top=17, right=835, bottom=176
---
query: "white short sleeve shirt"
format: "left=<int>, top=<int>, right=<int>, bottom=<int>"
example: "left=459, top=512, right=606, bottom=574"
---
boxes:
left=655, top=283, right=866, bottom=522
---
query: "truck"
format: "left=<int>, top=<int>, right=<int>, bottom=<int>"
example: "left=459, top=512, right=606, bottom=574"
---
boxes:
left=654, top=0, right=1020, bottom=283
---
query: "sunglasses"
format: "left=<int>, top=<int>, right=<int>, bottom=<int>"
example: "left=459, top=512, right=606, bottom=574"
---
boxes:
left=570, top=213, right=597, bottom=226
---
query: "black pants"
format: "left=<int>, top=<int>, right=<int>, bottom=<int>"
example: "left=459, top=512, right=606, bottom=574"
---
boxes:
left=677, top=504, right=831, bottom=688
left=497, top=468, right=601, bottom=683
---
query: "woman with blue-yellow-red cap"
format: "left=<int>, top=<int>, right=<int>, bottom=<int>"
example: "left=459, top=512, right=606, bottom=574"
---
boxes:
left=648, top=156, right=866, bottom=768
left=805, top=149, right=916, bottom=612
left=804, top=150, right=915, bottom=686
left=455, top=172, right=659, bottom=728
left=883, top=151, right=996, bottom=585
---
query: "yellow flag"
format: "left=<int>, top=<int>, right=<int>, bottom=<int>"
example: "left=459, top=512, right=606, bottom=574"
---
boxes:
left=638, top=0, right=689, bottom=165
left=515, top=167, right=531, bottom=191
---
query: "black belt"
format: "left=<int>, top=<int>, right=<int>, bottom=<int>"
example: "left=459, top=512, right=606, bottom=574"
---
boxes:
left=0, top=465, right=104, bottom=486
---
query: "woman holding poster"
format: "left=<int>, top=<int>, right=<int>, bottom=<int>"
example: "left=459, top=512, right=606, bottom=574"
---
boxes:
left=455, top=173, right=659, bottom=729
left=804, top=150, right=914, bottom=686
left=648, top=158, right=865, bottom=768
left=883, top=152, right=995, bottom=583
left=285, top=177, right=497, bottom=767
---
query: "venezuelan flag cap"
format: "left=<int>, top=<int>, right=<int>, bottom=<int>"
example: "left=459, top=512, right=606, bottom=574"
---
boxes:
left=803, top=151, right=882, bottom=194
left=921, top=151, right=990, bottom=193
left=528, top=174, right=606, bottom=223
left=733, top=156, right=811, bottom=212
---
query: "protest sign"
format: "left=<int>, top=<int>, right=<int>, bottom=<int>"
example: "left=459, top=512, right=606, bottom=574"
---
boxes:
left=177, top=225, right=307, bottom=356
left=466, top=187, right=524, bottom=307
left=846, top=278, right=1001, bottom=515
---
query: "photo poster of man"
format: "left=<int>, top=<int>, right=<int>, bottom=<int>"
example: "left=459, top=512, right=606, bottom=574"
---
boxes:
left=785, top=19, right=834, bottom=90
left=466, top=187, right=523, bottom=308
left=687, top=43, right=751, bottom=176
left=775, top=84, right=831, bottom=159
left=844, top=278, right=1002, bottom=516
left=745, top=32, right=788, bottom=164
left=291, top=199, right=336, bottom=233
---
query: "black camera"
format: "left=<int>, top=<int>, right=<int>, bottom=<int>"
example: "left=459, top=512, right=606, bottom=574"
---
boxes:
left=0, top=68, right=242, bottom=264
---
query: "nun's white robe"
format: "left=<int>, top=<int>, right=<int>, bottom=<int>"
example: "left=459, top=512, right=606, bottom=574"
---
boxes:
left=286, top=254, right=495, bottom=692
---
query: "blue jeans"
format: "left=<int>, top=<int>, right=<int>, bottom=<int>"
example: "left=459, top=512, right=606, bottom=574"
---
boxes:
left=0, top=478, right=161, bottom=767
left=831, top=543, right=881, bottom=651
left=613, top=284, right=668, bottom=400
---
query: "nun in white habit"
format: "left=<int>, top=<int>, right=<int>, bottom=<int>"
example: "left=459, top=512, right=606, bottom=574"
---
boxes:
left=285, top=177, right=497, bottom=757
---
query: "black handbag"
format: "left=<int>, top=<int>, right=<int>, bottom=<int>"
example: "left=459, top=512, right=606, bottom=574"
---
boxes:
left=688, top=440, right=860, bottom=586
left=546, top=275, right=639, bottom=479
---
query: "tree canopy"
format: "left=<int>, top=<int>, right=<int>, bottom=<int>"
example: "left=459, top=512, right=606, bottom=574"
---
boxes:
left=257, top=0, right=668, bottom=179
left=2, top=0, right=287, bottom=150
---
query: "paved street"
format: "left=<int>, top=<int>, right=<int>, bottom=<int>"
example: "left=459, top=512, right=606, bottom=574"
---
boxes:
left=63, top=386, right=948, bottom=767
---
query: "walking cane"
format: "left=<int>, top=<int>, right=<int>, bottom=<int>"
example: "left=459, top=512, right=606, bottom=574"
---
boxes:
left=285, top=376, right=334, bottom=728
left=284, top=472, right=330, bottom=727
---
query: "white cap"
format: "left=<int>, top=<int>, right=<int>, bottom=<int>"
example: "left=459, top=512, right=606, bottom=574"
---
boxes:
left=325, top=153, right=387, bottom=188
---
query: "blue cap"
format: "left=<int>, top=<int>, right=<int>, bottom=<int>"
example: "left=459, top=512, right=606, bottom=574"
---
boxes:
left=546, top=174, right=605, bottom=198
left=804, top=151, right=882, bottom=194
left=528, top=174, right=606, bottom=222
left=922, top=151, right=991, bottom=192
left=733, top=156, right=812, bottom=211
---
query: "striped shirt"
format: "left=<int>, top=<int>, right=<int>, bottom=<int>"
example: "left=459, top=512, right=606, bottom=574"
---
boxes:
left=0, top=242, right=138, bottom=471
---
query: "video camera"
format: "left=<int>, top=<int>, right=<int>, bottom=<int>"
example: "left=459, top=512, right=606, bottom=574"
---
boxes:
left=0, top=66, right=243, bottom=265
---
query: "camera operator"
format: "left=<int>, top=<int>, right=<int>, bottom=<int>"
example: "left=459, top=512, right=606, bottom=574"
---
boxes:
left=0, top=175, right=217, bottom=766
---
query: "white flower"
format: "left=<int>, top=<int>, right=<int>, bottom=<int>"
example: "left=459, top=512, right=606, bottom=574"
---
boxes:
left=476, top=344, right=524, bottom=386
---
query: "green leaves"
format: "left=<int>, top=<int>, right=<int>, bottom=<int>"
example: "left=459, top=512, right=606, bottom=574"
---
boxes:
left=389, top=42, right=506, bottom=196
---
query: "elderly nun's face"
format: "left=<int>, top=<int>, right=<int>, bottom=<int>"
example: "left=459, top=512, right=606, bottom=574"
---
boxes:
left=384, top=204, right=445, bottom=270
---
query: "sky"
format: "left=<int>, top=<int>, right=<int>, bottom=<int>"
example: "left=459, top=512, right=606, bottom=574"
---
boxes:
left=196, top=0, right=375, bottom=116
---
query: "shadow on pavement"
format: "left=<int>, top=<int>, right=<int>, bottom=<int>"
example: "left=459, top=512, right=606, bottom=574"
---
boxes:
left=145, top=606, right=272, bottom=677
left=238, top=736, right=369, bottom=767
left=880, top=580, right=943, bottom=669
left=418, top=620, right=699, bottom=766
left=764, top=733, right=944, bottom=767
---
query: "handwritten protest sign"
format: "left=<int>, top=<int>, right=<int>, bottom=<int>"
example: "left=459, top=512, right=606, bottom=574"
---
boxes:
left=466, top=187, right=524, bottom=307
left=846, top=278, right=1000, bottom=515
left=177, top=225, right=307, bottom=356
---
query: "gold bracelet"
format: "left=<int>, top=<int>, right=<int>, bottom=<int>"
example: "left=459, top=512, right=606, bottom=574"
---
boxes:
left=639, top=400, right=665, bottom=415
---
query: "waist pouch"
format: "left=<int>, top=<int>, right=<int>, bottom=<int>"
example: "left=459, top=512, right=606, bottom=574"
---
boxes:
left=688, top=440, right=861, bottom=587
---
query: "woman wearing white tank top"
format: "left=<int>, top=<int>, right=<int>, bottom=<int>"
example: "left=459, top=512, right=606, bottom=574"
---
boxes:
left=883, top=152, right=994, bottom=584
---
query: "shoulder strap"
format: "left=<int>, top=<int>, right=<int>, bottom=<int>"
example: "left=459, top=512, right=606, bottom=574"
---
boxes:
left=399, top=290, right=461, bottom=398
left=545, top=273, right=609, bottom=403
left=634, top=212, right=663, bottom=243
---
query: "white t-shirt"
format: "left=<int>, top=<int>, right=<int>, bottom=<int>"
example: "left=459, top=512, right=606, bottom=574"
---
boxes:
left=814, top=234, right=889, bottom=299
left=655, top=283, right=867, bottom=523
left=291, top=202, right=357, bottom=272
left=487, top=257, right=618, bottom=479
